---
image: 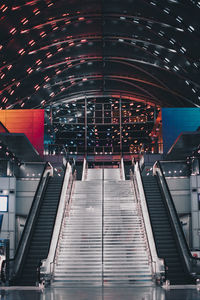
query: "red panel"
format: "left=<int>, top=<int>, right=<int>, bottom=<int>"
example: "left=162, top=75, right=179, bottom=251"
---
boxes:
left=0, top=109, right=44, bottom=156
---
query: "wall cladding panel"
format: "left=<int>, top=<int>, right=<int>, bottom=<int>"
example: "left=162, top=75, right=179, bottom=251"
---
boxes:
left=0, top=110, right=44, bottom=155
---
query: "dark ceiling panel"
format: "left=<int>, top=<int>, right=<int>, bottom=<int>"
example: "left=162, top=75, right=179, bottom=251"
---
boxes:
left=0, top=0, right=199, bottom=110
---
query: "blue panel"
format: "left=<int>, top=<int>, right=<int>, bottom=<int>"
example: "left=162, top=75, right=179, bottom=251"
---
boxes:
left=162, top=108, right=200, bottom=154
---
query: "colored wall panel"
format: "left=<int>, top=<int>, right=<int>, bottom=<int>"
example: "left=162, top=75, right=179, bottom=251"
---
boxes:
left=0, top=110, right=44, bottom=156
left=162, top=108, right=200, bottom=154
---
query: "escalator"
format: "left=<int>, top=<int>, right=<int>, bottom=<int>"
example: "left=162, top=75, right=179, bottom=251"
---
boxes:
left=142, top=173, right=195, bottom=285
left=13, top=166, right=65, bottom=286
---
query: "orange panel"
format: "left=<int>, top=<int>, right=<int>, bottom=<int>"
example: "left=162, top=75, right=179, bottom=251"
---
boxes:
left=0, top=109, right=44, bottom=156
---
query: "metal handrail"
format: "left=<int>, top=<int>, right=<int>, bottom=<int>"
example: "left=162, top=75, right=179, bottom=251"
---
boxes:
left=82, top=157, right=87, bottom=181
left=11, top=162, right=52, bottom=281
left=131, top=175, right=152, bottom=268
left=53, top=164, right=76, bottom=268
left=120, top=157, right=125, bottom=180
left=40, top=161, right=76, bottom=283
left=155, top=161, right=200, bottom=277
left=133, top=162, right=165, bottom=282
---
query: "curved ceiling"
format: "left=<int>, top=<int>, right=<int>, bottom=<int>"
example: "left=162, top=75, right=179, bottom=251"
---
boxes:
left=0, top=0, right=200, bottom=110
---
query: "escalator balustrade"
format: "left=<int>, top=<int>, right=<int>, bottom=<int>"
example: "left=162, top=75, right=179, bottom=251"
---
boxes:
left=142, top=175, right=194, bottom=285
left=14, top=176, right=64, bottom=286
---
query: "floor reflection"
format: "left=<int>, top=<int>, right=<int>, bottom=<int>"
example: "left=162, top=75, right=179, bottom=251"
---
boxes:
left=1, top=287, right=200, bottom=300
left=0, top=290, right=41, bottom=300
left=44, top=287, right=163, bottom=300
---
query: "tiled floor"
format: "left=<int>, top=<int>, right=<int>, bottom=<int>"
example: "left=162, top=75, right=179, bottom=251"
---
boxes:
left=1, top=286, right=200, bottom=300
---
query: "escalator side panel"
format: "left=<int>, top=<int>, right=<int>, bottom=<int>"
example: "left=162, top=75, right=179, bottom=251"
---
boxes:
left=142, top=176, right=194, bottom=285
left=15, top=177, right=63, bottom=286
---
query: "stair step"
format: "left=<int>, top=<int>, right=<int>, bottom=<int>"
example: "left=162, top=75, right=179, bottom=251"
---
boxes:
left=52, top=174, right=153, bottom=286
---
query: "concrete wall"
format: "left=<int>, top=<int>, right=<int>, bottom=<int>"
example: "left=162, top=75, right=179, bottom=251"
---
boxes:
left=166, top=177, right=191, bottom=214
left=16, top=179, right=39, bottom=216
left=15, top=216, right=26, bottom=249
left=0, top=177, right=39, bottom=257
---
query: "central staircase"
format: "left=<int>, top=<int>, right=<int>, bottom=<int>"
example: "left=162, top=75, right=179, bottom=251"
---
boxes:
left=53, top=168, right=152, bottom=286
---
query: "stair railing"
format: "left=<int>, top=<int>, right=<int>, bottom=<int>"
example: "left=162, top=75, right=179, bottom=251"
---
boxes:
left=131, top=175, right=152, bottom=269
left=132, top=161, right=165, bottom=284
left=10, top=162, right=52, bottom=283
left=40, top=160, right=76, bottom=285
left=154, top=161, right=200, bottom=279
left=82, top=156, right=87, bottom=181
left=120, top=157, right=125, bottom=180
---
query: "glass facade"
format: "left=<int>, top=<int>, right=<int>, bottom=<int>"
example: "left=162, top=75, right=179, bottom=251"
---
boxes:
left=45, top=98, right=160, bottom=155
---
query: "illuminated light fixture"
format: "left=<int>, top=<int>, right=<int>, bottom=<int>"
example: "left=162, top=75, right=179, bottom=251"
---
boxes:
left=41, top=100, right=46, bottom=105
left=169, top=49, right=176, bottom=53
left=21, top=18, right=28, bottom=25
left=33, top=8, right=40, bottom=15
left=36, top=59, right=42, bottom=65
left=188, top=25, right=195, bottom=32
left=19, top=49, right=25, bottom=55
left=10, top=28, right=17, bottom=34
left=12, top=6, right=20, bottom=10
left=40, top=31, right=46, bottom=37
left=174, top=65, right=179, bottom=71
left=27, top=68, right=33, bottom=74
left=47, top=52, right=53, bottom=58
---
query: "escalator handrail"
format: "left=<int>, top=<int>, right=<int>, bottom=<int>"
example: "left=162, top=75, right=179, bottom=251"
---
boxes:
left=12, top=162, right=52, bottom=279
left=155, top=161, right=200, bottom=274
left=133, top=162, right=165, bottom=279
left=40, top=161, right=75, bottom=277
